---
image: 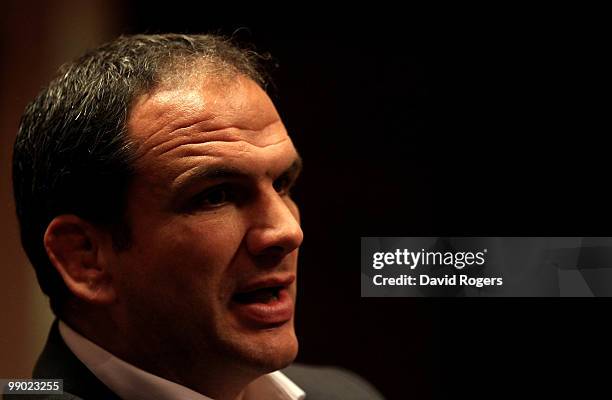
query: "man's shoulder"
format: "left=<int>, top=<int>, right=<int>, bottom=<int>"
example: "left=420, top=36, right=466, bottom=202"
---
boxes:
left=24, top=321, right=384, bottom=399
left=22, top=321, right=119, bottom=400
left=283, top=363, right=385, bottom=400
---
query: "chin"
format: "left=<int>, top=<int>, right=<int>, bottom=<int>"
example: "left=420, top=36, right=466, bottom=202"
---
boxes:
left=236, top=323, right=299, bottom=374
left=266, top=330, right=299, bottom=370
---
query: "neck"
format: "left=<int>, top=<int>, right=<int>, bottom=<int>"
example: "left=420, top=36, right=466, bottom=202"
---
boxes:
left=63, top=313, right=263, bottom=400
left=146, top=360, right=257, bottom=400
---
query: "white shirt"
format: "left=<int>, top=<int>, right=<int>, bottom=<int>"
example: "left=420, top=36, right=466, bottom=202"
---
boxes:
left=58, top=321, right=305, bottom=400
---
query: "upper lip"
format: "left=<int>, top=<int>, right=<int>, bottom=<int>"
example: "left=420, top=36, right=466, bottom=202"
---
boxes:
left=234, top=274, right=296, bottom=294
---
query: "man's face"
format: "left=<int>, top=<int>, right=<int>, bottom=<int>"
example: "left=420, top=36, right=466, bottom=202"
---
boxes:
left=107, top=74, right=303, bottom=379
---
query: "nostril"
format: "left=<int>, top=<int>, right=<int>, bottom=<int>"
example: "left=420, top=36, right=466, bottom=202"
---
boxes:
left=266, top=245, right=285, bottom=254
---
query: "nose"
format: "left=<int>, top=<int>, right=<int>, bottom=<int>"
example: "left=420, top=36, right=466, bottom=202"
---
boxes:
left=245, top=189, right=304, bottom=258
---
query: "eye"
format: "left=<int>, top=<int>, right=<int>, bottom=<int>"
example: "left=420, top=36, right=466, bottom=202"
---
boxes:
left=273, top=175, right=295, bottom=195
left=194, top=184, right=233, bottom=208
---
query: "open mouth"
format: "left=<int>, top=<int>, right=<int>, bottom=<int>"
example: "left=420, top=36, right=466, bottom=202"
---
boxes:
left=233, top=286, right=282, bottom=304
left=229, top=280, right=294, bottom=326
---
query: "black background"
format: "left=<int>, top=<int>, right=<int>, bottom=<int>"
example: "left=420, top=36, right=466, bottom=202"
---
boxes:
left=120, top=8, right=610, bottom=399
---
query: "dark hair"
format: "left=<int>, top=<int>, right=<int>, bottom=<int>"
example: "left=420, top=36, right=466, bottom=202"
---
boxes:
left=12, top=34, right=267, bottom=316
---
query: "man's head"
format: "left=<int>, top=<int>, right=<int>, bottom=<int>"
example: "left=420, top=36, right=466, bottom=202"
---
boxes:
left=13, top=34, right=303, bottom=397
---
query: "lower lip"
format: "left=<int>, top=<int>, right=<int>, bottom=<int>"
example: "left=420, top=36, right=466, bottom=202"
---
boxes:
left=230, top=288, right=294, bottom=327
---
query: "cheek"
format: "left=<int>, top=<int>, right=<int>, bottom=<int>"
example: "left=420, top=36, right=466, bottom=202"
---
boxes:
left=116, top=213, right=246, bottom=298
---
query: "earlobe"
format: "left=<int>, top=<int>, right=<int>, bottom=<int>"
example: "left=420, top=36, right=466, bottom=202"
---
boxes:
left=44, top=215, right=116, bottom=305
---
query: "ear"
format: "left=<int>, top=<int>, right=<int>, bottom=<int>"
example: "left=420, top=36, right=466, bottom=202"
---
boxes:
left=44, top=215, right=116, bottom=305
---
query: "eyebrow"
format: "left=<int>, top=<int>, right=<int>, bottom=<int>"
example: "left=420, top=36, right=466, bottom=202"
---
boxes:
left=173, top=155, right=303, bottom=194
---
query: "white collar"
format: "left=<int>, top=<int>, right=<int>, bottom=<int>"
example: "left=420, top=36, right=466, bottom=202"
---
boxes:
left=58, top=321, right=305, bottom=400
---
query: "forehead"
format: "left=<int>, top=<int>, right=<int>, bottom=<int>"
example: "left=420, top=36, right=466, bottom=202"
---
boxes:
left=127, top=74, right=284, bottom=150
left=124, top=74, right=298, bottom=198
